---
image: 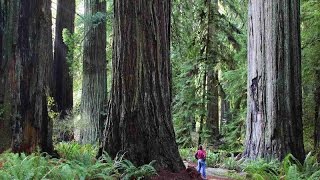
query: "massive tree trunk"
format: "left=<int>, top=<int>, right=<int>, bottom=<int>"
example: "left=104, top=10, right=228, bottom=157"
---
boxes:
left=52, top=0, right=75, bottom=118
left=0, top=0, right=53, bottom=153
left=244, top=0, right=305, bottom=162
left=206, top=0, right=219, bottom=146
left=101, top=0, right=184, bottom=172
left=80, top=0, right=107, bottom=144
left=314, top=70, right=320, bottom=150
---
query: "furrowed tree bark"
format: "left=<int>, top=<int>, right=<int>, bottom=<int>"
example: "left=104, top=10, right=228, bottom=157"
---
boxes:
left=0, top=0, right=53, bottom=153
left=244, top=0, right=305, bottom=162
left=52, top=0, right=75, bottom=119
left=80, top=0, right=107, bottom=144
left=206, top=0, right=219, bottom=146
left=100, top=0, right=185, bottom=172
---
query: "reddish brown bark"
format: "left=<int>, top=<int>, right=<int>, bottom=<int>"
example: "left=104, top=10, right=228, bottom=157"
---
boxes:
left=0, top=0, right=53, bottom=153
left=100, top=0, right=184, bottom=172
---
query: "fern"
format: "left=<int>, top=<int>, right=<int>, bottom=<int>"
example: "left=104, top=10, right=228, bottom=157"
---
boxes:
left=243, top=159, right=279, bottom=180
left=0, top=152, right=58, bottom=180
left=282, top=154, right=303, bottom=174
left=0, top=144, right=157, bottom=180
left=220, top=153, right=243, bottom=171
left=206, top=151, right=221, bottom=167
left=286, top=165, right=302, bottom=180
left=118, top=160, right=157, bottom=180
left=303, top=152, right=320, bottom=177
left=308, top=170, right=320, bottom=180
left=241, top=153, right=320, bottom=180
left=55, top=141, right=97, bottom=165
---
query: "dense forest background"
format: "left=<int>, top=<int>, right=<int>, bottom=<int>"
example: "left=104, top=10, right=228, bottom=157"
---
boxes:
left=0, top=0, right=320, bottom=179
left=173, top=0, right=320, bottom=154
left=48, top=0, right=320, bottom=152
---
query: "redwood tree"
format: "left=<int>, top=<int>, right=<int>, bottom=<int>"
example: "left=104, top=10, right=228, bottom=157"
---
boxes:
left=206, top=0, right=219, bottom=146
left=52, top=0, right=75, bottom=118
left=80, top=0, right=107, bottom=144
left=0, top=0, right=53, bottom=153
left=244, top=0, right=305, bottom=161
left=100, top=0, right=185, bottom=172
left=0, top=0, right=6, bottom=153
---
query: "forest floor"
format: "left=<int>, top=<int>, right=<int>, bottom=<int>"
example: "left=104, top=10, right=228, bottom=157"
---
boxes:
left=184, top=161, right=234, bottom=180
left=151, top=161, right=235, bottom=180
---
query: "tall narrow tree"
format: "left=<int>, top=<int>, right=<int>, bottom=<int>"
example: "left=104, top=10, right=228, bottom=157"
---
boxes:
left=0, top=1, right=4, bottom=102
left=314, top=70, right=320, bottom=150
left=206, top=0, right=219, bottom=146
left=80, top=0, right=107, bottom=144
left=198, top=70, right=207, bottom=146
left=244, top=0, right=305, bottom=161
left=100, top=0, right=185, bottom=171
left=0, top=0, right=53, bottom=153
left=0, top=0, right=7, bottom=153
left=52, top=0, right=75, bottom=119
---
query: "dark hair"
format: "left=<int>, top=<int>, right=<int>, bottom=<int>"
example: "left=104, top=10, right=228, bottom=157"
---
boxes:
left=198, top=145, right=203, bottom=150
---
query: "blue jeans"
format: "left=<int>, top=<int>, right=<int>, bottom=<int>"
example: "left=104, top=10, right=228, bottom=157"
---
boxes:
left=197, top=159, right=206, bottom=178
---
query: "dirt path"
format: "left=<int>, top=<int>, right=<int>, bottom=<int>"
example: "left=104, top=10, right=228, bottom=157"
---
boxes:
left=184, top=161, right=233, bottom=180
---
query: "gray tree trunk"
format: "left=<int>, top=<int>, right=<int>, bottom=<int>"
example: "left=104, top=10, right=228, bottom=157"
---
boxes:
left=100, top=0, right=185, bottom=172
left=80, top=0, right=107, bottom=144
left=0, top=0, right=53, bottom=153
left=206, top=0, right=219, bottom=146
left=244, top=0, right=305, bottom=162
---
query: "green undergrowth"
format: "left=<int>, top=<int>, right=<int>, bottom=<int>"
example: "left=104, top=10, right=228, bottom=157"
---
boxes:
left=0, top=142, right=156, bottom=180
left=179, top=148, right=242, bottom=169
left=179, top=147, right=320, bottom=180
left=229, top=152, right=320, bottom=180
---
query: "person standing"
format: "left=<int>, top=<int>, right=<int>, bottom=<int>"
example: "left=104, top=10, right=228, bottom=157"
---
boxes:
left=195, top=145, right=206, bottom=179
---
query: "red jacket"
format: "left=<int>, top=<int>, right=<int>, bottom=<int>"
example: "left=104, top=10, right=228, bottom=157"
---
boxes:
left=196, top=150, right=206, bottom=159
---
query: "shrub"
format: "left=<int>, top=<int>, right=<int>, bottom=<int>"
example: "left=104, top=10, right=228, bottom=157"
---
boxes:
left=221, top=154, right=242, bottom=170
left=205, top=151, right=221, bottom=167
left=179, top=148, right=190, bottom=160
left=179, top=147, right=198, bottom=163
